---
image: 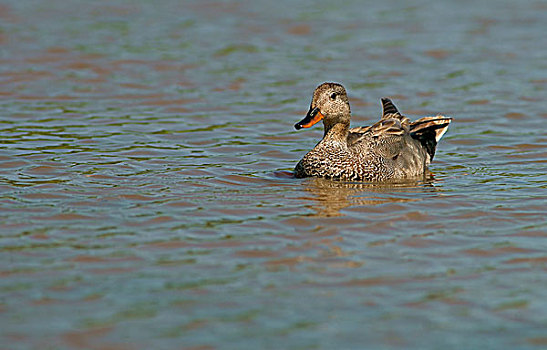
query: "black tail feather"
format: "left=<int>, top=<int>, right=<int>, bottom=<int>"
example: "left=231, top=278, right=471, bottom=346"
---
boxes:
left=410, top=117, right=452, bottom=160
left=381, top=98, right=401, bottom=117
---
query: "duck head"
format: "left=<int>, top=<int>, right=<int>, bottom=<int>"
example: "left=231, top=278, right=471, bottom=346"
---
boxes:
left=294, top=82, right=351, bottom=131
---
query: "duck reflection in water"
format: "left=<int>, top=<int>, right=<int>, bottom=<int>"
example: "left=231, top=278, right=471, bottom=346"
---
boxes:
left=301, top=174, right=438, bottom=217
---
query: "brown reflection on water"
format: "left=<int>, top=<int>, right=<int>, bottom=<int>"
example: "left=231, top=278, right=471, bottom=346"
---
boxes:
left=62, top=326, right=137, bottom=350
left=1, top=43, right=199, bottom=110
left=300, top=176, right=434, bottom=217
left=262, top=234, right=363, bottom=271
left=463, top=246, right=537, bottom=257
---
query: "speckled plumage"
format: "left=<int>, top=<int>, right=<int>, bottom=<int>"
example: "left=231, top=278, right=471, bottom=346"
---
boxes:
left=294, top=82, right=451, bottom=181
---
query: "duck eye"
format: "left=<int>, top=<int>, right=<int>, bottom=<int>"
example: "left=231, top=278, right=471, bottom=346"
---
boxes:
left=330, top=92, right=337, bottom=100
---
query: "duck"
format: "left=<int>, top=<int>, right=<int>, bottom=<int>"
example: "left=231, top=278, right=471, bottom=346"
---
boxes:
left=294, top=82, right=451, bottom=181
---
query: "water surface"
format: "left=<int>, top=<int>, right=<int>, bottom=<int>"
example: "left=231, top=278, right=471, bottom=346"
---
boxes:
left=1, top=0, right=546, bottom=349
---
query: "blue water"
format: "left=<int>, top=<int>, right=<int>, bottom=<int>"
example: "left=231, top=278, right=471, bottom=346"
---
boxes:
left=1, top=0, right=546, bottom=349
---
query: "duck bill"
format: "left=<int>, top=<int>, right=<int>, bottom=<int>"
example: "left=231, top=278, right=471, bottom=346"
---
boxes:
left=294, top=107, right=324, bottom=130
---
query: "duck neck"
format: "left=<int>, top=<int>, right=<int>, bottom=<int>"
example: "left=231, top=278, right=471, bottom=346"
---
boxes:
left=323, top=121, right=349, bottom=140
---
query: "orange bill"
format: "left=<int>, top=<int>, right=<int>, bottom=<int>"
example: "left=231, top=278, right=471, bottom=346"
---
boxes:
left=294, top=107, right=324, bottom=130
